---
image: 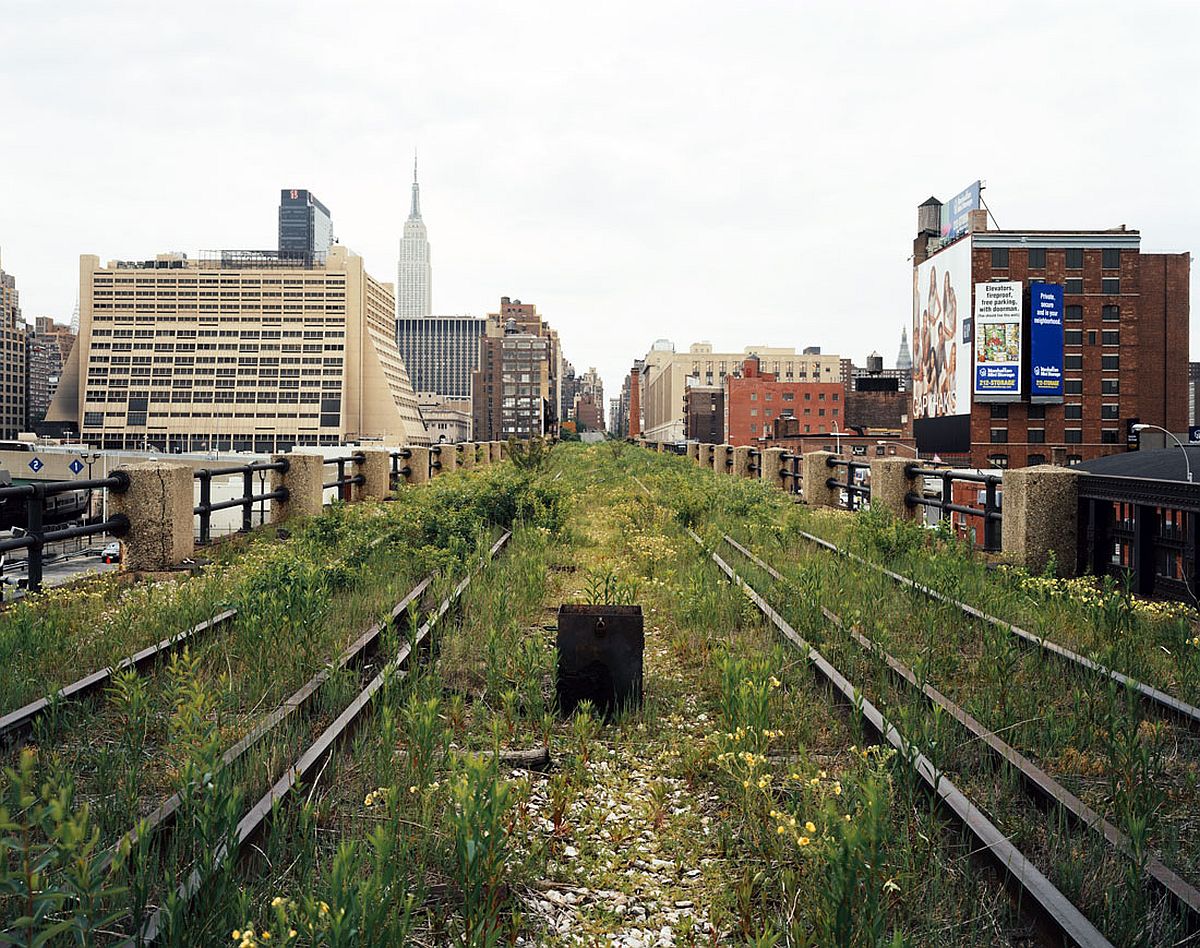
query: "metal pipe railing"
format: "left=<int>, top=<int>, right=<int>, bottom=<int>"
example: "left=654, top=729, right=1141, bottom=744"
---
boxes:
left=193, top=460, right=290, bottom=544
left=323, top=453, right=367, bottom=499
left=903, top=464, right=1003, bottom=551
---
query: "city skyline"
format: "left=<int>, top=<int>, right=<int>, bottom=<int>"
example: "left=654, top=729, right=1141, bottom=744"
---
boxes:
left=2, top=2, right=1197, bottom=404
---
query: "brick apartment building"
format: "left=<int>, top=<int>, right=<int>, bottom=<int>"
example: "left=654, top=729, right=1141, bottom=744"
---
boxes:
left=684, top=384, right=724, bottom=443
left=913, top=197, right=1189, bottom=468
left=725, top=356, right=844, bottom=446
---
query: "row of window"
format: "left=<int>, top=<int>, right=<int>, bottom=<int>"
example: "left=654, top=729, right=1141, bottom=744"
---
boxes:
left=990, top=428, right=1121, bottom=444
left=1065, top=330, right=1120, bottom=345
left=990, top=247, right=1121, bottom=269
left=749, top=391, right=838, bottom=402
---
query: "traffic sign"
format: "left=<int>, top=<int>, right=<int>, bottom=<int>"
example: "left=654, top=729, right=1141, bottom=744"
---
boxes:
left=1190, top=426, right=1200, bottom=444
left=27, top=458, right=43, bottom=473
left=68, top=458, right=85, bottom=475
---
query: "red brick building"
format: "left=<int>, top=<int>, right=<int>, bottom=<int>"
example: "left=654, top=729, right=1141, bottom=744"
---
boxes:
left=725, top=356, right=844, bottom=446
left=684, top=385, right=724, bottom=443
left=574, top=392, right=604, bottom=432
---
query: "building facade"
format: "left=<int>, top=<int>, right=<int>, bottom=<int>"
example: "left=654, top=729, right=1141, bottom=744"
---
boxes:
left=574, top=392, right=604, bottom=432
left=395, top=315, right=485, bottom=399
left=683, top=384, right=723, bottom=443
left=278, top=189, right=334, bottom=259
left=396, top=157, right=432, bottom=319
left=725, top=356, right=845, bottom=446
left=1190, top=362, right=1200, bottom=427
left=46, top=247, right=428, bottom=451
left=27, top=316, right=75, bottom=432
left=417, top=393, right=472, bottom=443
left=472, top=326, right=551, bottom=441
left=0, top=261, right=27, bottom=439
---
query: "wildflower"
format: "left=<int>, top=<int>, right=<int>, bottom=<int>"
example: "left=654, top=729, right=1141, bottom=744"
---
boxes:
left=233, top=932, right=241, bottom=942
left=769, top=676, right=781, bottom=689
left=798, top=836, right=810, bottom=846
left=833, top=781, right=842, bottom=796
left=805, top=821, right=816, bottom=833
left=409, top=785, right=419, bottom=794
left=777, top=825, right=786, bottom=835
left=271, top=896, right=286, bottom=909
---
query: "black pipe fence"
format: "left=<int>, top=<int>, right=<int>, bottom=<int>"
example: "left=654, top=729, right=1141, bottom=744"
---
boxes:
left=1077, top=474, right=1199, bottom=602
left=825, top=457, right=871, bottom=512
left=904, top=465, right=1003, bottom=552
left=390, top=448, right=413, bottom=489
left=0, top=474, right=132, bottom=592
left=194, top=460, right=290, bottom=545
left=323, top=453, right=366, bottom=499
left=780, top=452, right=802, bottom=495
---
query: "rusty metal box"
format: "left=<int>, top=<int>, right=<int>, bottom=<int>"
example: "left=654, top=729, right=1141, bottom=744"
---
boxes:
left=556, top=604, right=644, bottom=717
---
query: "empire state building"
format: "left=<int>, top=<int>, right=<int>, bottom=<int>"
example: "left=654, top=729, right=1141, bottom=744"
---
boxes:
left=396, top=155, right=432, bottom=318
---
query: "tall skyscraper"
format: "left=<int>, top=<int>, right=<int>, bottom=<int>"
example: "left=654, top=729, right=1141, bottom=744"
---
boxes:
left=896, top=326, right=913, bottom=372
left=27, top=316, right=75, bottom=433
left=396, top=155, right=432, bottom=319
left=0, top=257, right=28, bottom=439
left=278, top=189, right=334, bottom=258
left=396, top=315, right=485, bottom=398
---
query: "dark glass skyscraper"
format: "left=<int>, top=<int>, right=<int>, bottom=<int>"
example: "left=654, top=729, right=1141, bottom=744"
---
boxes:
left=278, top=189, right=334, bottom=258
left=396, top=315, right=485, bottom=398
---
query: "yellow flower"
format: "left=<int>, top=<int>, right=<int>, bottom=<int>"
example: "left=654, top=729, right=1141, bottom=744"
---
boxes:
left=271, top=896, right=286, bottom=909
left=833, top=782, right=842, bottom=796
left=805, top=821, right=816, bottom=833
left=769, top=676, right=781, bottom=689
left=233, top=932, right=241, bottom=942
left=777, top=825, right=786, bottom=835
left=798, top=836, right=810, bottom=846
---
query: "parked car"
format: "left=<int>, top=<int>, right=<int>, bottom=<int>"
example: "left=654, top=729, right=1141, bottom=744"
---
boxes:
left=101, top=541, right=122, bottom=564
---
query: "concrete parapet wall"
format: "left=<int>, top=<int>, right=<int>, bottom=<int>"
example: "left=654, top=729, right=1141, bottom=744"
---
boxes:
left=1001, top=465, right=1079, bottom=576
left=458, top=443, right=475, bottom=471
left=868, top=457, right=919, bottom=520
left=353, top=448, right=392, bottom=502
left=270, top=453, right=324, bottom=523
left=733, top=446, right=755, bottom=478
left=763, top=448, right=787, bottom=490
left=111, top=461, right=195, bottom=571
left=687, top=442, right=701, bottom=463
left=404, top=446, right=432, bottom=485
left=713, top=445, right=732, bottom=474
left=490, top=441, right=504, bottom=463
left=801, top=451, right=840, bottom=507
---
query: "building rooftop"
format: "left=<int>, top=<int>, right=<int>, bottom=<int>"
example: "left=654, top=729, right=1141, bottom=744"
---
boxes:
left=1075, top=446, right=1200, bottom=483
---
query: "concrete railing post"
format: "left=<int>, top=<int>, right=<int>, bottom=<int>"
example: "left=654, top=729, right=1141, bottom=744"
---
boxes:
left=868, top=457, right=920, bottom=521
left=733, top=446, right=754, bottom=477
left=713, top=444, right=730, bottom=474
left=687, top=442, right=701, bottom=464
left=353, top=448, right=392, bottom=502
left=270, top=453, right=324, bottom=523
left=700, top=444, right=714, bottom=469
left=109, top=461, right=194, bottom=572
left=1001, top=465, right=1079, bottom=576
left=428, top=445, right=445, bottom=477
left=801, top=451, right=839, bottom=508
left=763, top=448, right=787, bottom=490
left=439, top=443, right=460, bottom=474
left=458, top=442, right=474, bottom=471
left=402, top=446, right=432, bottom=485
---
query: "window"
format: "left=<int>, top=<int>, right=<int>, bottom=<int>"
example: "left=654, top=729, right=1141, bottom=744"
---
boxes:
left=1101, top=379, right=1119, bottom=395
left=1065, top=355, right=1082, bottom=370
left=1065, top=429, right=1083, bottom=444
left=1101, top=429, right=1119, bottom=444
left=1067, top=454, right=1083, bottom=466
left=990, top=428, right=1008, bottom=443
left=1101, top=355, right=1119, bottom=370
left=749, top=409, right=757, bottom=417
left=1102, top=248, right=1120, bottom=269
left=991, top=248, right=1009, bottom=268
left=1087, top=331, right=1097, bottom=346
left=83, top=411, right=103, bottom=427
left=750, top=393, right=757, bottom=401
left=1066, top=248, right=1084, bottom=268
left=1102, top=278, right=1120, bottom=294
left=1066, top=304, right=1083, bottom=322
left=1065, top=278, right=1083, bottom=294
left=1028, top=428, right=1046, bottom=443
left=1028, top=404, right=1045, bottom=420
left=1101, top=404, right=1120, bottom=420
left=1102, top=331, right=1119, bottom=346
left=1065, top=379, right=1083, bottom=395
left=987, top=454, right=1009, bottom=469
left=1102, top=304, right=1120, bottom=321
left=990, top=403, right=1009, bottom=419
left=1065, top=330, right=1083, bottom=346
left=750, top=424, right=757, bottom=434
left=1028, top=454, right=1047, bottom=465
left=1065, top=404, right=1083, bottom=420
left=1028, top=248, right=1046, bottom=268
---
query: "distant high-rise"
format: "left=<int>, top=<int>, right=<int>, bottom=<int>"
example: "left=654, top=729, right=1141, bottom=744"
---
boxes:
left=28, top=316, right=75, bottom=433
left=396, top=315, right=485, bottom=398
left=0, top=257, right=27, bottom=439
left=397, top=154, right=432, bottom=319
left=278, top=189, right=334, bottom=258
left=896, top=326, right=913, bottom=372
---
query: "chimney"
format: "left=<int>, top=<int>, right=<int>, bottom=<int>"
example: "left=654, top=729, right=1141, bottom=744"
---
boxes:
left=629, top=367, right=641, bottom=438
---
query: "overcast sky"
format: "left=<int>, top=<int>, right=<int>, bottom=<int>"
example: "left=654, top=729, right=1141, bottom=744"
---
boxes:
left=2, top=1, right=1197, bottom=403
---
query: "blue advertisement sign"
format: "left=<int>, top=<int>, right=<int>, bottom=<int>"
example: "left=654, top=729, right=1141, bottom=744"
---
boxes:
left=941, top=181, right=981, bottom=239
left=1029, top=282, right=1064, bottom=401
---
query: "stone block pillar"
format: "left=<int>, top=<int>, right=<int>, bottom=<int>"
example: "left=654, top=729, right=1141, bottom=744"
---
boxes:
left=763, top=448, right=787, bottom=490
left=458, top=443, right=475, bottom=471
left=713, top=445, right=733, bottom=474
left=403, top=446, right=432, bottom=485
left=352, top=448, right=392, bottom=502
left=732, top=446, right=755, bottom=477
left=687, top=442, right=701, bottom=464
left=801, top=451, right=839, bottom=508
left=868, top=457, right=919, bottom=521
left=270, top=453, right=324, bottom=524
left=487, top=441, right=502, bottom=463
left=110, top=461, right=194, bottom=571
left=1001, top=465, right=1079, bottom=576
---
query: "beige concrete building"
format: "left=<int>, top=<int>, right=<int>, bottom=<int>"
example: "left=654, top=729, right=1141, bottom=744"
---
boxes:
left=640, top=341, right=843, bottom=443
left=47, top=247, right=428, bottom=451
left=418, top=392, right=472, bottom=443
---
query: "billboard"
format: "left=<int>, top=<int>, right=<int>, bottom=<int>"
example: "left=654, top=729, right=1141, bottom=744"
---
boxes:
left=1029, top=281, right=1064, bottom=402
left=973, top=281, right=1023, bottom=400
left=913, top=237, right=972, bottom=423
left=942, top=181, right=981, bottom=240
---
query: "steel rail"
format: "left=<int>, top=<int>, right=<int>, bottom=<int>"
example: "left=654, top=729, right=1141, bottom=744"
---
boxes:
left=95, top=574, right=435, bottom=876
left=0, top=609, right=238, bottom=747
left=790, top=527, right=1200, bottom=732
left=130, top=531, right=512, bottom=945
left=688, top=529, right=1111, bottom=948
left=723, top=533, right=1200, bottom=928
